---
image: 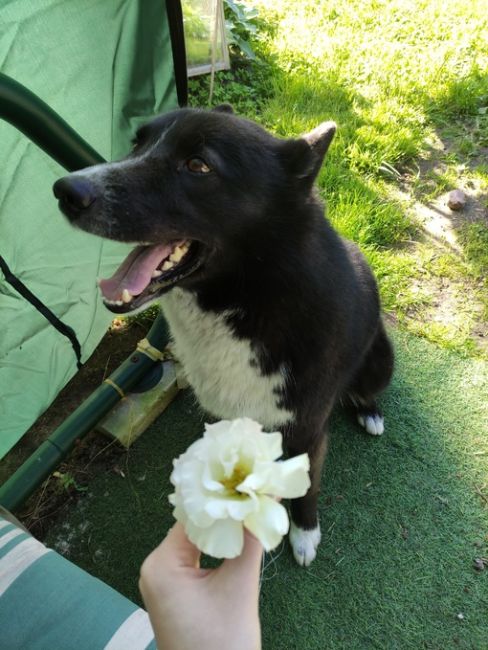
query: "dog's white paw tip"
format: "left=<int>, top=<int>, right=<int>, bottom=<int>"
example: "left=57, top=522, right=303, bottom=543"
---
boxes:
left=358, top=413, right=384, bottom=436
left=289, top=523, right=321, bottom=567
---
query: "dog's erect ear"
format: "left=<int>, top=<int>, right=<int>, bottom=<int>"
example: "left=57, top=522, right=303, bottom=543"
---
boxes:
left=303, top=121, right=336, bottom=161
left=281, top=121, right=336, bottom=182
left=212, top=103, right=234, bottom=114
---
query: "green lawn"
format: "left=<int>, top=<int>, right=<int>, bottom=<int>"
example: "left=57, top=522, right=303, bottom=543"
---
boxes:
left=191, top=0, right=488, bottom=357
left=44, top=330, right=488, bottom=649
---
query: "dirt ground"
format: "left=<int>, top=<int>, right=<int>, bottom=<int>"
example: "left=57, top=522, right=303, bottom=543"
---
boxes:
left=394, top=127, right=488, bottom=354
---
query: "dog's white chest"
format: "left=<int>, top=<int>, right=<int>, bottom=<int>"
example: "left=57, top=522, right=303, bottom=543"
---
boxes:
left=160, top=289, right=293, bottom=428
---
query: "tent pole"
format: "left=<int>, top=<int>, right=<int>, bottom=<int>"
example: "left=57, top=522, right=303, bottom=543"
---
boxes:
left=0, top=73, right=104, bottom=169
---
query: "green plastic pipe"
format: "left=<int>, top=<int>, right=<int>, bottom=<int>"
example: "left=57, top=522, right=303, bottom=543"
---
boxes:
left=0, top=73, right=171, bottom=511
left=0, top=73, right=104, bottom=169
left=0, top=316, right=170, bottom=512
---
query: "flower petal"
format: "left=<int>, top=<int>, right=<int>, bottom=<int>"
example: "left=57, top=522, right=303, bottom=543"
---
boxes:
left=204, top=494, right=258, bottom=521
left=239, top=430, right=282, bottom=461
left=182, top=493, right=216, bottom=527
left=185, top=517, right=244, bottom=559
left=170, top=457, right=202, bottom=488
left=255, top=432, right=284, bottom=461
left=230, top=418, right=263, bottom=437
left=201, top=462, right=225, bottom=492
left=218, top=445, right=239, bottom=477
left=252, top=454, right=310, bottom=498
left=244, top=496, right=289, bottom=551
left=169, top=497, right=188, bottom=527
left=237, top=470, right=267, bottom=494
left=204, top=419, right=235, bottom=438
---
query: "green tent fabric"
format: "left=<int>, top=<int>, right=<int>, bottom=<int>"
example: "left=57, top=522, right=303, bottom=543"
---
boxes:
left=0, top=1, right=185, bottom=457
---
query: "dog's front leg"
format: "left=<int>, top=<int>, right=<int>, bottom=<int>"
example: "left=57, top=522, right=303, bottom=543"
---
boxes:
left=286, top=426, right=329, bottom=567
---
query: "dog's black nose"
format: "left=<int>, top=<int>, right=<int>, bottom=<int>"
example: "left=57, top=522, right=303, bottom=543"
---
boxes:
left=53, top=176, right=97, bottom=213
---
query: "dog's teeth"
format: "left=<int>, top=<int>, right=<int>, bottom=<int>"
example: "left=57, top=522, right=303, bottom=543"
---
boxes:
left=152, top=269, right=163, bottom=278
left=170, top=246, right=185, bottom=263
left=122, top=289, right=132, bottom=303
left=103, top=297, right=124, bottom=306
left=162, top=260, right=175, bottom=271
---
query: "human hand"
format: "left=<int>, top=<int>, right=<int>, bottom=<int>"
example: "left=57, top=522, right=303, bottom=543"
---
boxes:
left=139, top=522, right=263, bottom=650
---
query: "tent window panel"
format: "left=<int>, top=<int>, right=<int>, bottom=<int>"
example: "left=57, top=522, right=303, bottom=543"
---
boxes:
left=182, top=0, right=230, bottom=77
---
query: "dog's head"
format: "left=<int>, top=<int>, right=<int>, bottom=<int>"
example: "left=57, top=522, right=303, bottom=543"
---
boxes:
left=53, top=105, right=336, bottom=313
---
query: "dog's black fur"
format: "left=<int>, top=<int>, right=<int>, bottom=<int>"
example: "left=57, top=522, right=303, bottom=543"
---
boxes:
left=54, top=105, right=394, bottom=565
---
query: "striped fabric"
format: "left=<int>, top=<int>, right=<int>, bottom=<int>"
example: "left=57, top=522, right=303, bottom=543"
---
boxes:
left=0, top=516, right=156, bottom=650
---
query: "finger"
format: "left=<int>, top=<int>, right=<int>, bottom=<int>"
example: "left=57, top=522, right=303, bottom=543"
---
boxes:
left=218, top=529, right=263, bottom=584
left=151, top=522, right=201, bottom=569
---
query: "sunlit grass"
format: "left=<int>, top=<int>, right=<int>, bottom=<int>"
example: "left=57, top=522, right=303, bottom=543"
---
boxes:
left=190, top=0, right=488, bottom=355
left=257, top=0, right=488, bottom=356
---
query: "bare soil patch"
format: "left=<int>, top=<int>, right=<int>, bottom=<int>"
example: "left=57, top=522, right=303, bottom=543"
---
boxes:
left=395, top=128, right=488, bottom=354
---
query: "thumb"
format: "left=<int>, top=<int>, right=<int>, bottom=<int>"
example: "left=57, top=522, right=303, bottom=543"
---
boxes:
left=151, top=522, right=201, bottom=569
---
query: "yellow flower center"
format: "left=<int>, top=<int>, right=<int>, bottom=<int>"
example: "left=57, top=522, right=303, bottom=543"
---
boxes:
left=220, top=463, right=249, bottom=495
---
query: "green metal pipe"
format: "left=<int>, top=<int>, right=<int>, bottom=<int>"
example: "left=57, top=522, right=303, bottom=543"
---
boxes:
left=0, top=73, right=104, bottom=169
left=0, top=73, right=172, bottom=510
left=0, top=315, right=170, bottom=512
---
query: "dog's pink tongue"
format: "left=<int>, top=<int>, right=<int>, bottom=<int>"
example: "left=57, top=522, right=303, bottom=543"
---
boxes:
left=98, top=244, right=172, bottom=301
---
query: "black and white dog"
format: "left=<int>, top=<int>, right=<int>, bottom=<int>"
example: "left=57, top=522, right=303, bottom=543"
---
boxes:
left=54, top=105, right=394, bottom=566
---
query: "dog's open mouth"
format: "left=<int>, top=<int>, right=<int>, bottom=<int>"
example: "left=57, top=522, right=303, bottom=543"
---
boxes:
left=98, top=239, right=201, bottom=313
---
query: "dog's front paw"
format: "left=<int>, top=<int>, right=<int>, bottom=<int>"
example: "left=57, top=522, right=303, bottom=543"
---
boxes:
left=289, top=521, right=321, bottom=567
left=357, top=411, right=384, bottom=436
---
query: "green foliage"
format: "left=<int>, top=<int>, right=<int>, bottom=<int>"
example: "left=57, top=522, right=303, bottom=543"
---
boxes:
left=188, top=55, right=276, bottom=117
left=429, top=68, right=488, bottom=118
left=53, top=471, right=87, bottom=493
left=183, top=2, right=208, bottom=41
left=223, top=0, right=260, bottom=60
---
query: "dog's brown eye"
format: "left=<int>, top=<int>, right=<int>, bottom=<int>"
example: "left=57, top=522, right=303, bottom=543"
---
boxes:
left=186, top=157, right=211, bottom=174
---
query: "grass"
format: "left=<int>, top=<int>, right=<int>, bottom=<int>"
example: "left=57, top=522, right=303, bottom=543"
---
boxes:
left=189, top=0, right=488, bottom=356
left=44, top=330, right=488, bottom=649
left=460, top=222, right=488, bottom=279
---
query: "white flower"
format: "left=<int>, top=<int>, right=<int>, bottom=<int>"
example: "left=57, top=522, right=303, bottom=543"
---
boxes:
left=169, top=418, right=310, bottom=558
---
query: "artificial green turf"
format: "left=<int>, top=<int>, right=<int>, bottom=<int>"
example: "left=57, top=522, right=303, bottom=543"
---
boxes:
left=45, top=329, right=488, bottom=649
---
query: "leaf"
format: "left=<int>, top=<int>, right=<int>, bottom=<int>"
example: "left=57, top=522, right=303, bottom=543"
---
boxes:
left=236, top=38, right=256, bottom=60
